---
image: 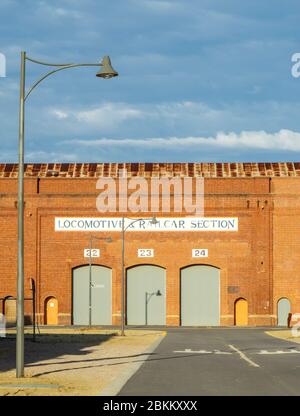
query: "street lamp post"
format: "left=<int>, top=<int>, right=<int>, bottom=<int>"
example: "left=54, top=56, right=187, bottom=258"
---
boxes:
left=88, top=236, right=112, bottom=326
left=16, top=51, right=118, bottom=378
left=120, top=216, right=158, bottom=336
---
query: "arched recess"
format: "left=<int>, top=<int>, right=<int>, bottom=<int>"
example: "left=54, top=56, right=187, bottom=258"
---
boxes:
left=72, top=264, right=112, bottom=325
left=234, top=298, right=248, bottom=326
left=4, top=296, right=16, bottom=325
left=277, top=298, right=291, bottom=327
left=181, top=265, right=220, bottom=326
left=126, top=264, right=166, bottom=325
left=45, top=297, right=58, bottom=325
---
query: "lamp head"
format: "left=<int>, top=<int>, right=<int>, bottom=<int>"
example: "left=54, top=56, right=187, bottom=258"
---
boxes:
left=150, top=217, right=158, bottom=225
left=96, top=56, right=118, bottom=79
left=156, top=290, right=162, bottom=296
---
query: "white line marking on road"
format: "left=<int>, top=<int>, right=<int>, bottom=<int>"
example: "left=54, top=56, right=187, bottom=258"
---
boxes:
left=174, top=349, right=211, bottom=354
left=228, top=344, right=260, bottom=368
left=257, top=349, right=300, bottom=355
left=173, top=349, right=232, bottom=355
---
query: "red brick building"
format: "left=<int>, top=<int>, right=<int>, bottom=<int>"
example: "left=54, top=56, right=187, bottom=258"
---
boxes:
left=0, top=162, right=299, bottom=327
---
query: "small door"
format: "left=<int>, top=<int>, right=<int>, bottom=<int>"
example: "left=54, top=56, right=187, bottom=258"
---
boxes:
left=277, top=298, right=291, bottom=326
left=4, top=297, right=16, bottom=325
left=181, top=265, right=220, bottom=326
left=235, top=298, right=248, bottom=326
left=127, top=265, right=166, bottom=325
left=45, top=297, right=58, bottom=325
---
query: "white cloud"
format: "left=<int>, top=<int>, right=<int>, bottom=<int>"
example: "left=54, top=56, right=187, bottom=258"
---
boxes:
left=49, top=102, right=144, bottom=129
left=133, top=0, right=182, bottom=12
left=0, top=79, right=20, bottom=98
left=25, top=150, right=79, bottom=162
left=51, top=109, right=69, bottom=120
left=36, top=1, right=83, bottom=20
left=76, top=105, right=143, bottom=124
left=63, top=129, right=300, bottom=152
left=53, top=7, right=82, bottom=19
left=44, top=100, right=300, bottom=141
left=0, top=0, right=17, bottom=8
left=49, top=101, right=226, bottom=128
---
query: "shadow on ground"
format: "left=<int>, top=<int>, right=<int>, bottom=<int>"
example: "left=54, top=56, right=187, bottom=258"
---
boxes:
left=0, top=332, right=117, bottom=373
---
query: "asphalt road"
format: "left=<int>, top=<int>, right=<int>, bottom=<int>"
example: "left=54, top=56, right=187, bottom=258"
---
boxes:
left=118, top=328, right=300, bottom=396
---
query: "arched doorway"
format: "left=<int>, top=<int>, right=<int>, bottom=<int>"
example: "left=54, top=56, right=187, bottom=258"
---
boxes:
left=4, top=296, right=16, bottom=325
left=277, top=298, right=291, bottom=327
left=181, top=265, right=220, bottom=326
left=127, top=265, right=166, bottom=325
left=234, top=298, right=248, bottom=326
left=45, top=297, right=58, bottom=325
left=72, top=265, right=112, bottom=325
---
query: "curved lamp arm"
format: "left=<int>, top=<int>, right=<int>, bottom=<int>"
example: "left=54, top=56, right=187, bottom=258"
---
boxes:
left=23, top=54, right=118, bottom=102
left=24, top=63, right=101, bottom=101
left=26, top=56, right=80, bottom=67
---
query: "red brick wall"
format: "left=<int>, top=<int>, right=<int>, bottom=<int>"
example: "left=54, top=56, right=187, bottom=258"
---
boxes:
left=272, top=178, right=300, bottom=323
left=1, top=176, right=298, bottom=326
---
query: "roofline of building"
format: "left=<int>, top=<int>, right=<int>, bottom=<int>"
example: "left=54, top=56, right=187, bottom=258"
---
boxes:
left=1, top=162, right=300, bottom=178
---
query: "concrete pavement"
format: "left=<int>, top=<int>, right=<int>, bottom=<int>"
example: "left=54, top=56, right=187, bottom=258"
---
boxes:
left=118, top=328, right=300, bottom=396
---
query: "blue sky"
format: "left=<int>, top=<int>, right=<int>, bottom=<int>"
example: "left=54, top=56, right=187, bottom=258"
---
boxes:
left=0, top=0, right=300, bottom=162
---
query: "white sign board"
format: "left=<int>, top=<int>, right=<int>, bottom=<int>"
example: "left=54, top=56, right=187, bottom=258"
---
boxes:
left=55, top=217, right=238, bottom=232
left=84, top=248, right=100, bottom=258
left=138, top=249, right=154, bottom=257
left=192, top=249, right=208, bottom=258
